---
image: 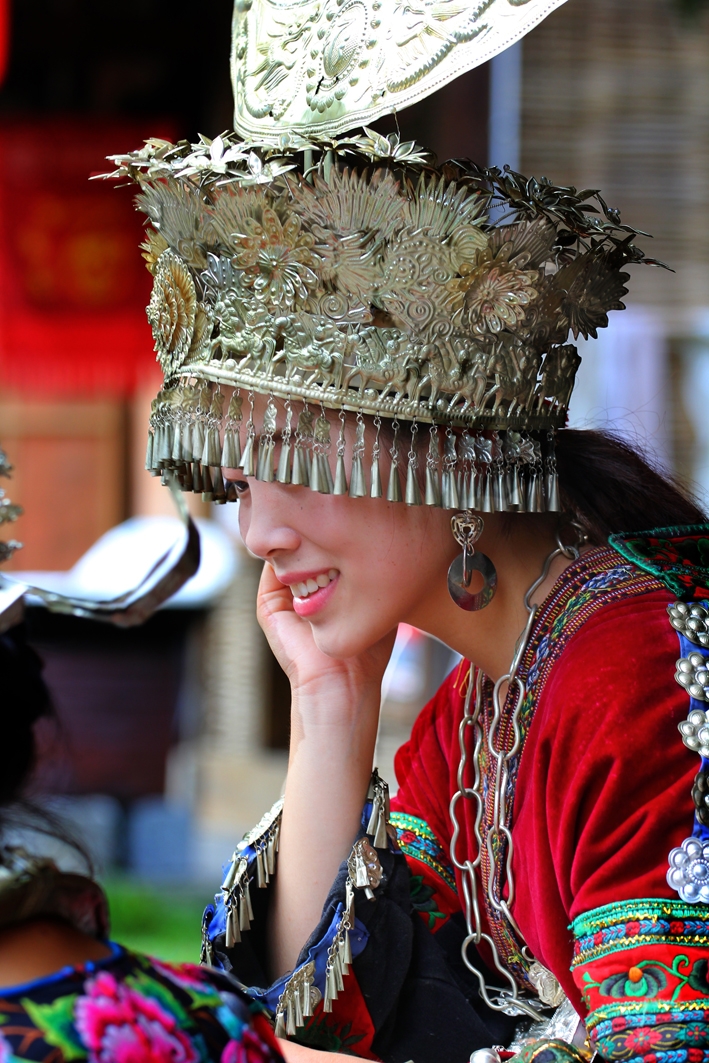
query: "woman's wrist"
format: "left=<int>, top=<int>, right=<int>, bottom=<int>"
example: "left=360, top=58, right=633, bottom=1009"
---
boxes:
left=290, top=681, right=382, bottom=730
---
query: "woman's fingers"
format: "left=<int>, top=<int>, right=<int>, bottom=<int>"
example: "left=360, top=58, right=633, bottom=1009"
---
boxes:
left=257, top=560, right=293, bottom=617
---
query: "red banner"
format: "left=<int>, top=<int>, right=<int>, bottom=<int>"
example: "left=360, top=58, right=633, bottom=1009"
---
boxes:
left=0, top=118, right=169, bottom=396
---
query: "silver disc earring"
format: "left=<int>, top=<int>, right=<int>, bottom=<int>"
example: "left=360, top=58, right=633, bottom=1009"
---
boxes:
left=447, top=512, right=498, bottom=611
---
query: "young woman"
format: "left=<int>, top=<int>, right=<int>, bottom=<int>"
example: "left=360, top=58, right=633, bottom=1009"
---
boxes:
left=112, top=134, right=709, bottom=1063
left=0, top=622, right=287, bottom=1063
left=199, top=421, right=709, bottom=1063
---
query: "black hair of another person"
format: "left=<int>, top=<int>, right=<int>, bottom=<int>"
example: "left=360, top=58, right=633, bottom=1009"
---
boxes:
left=0, top=625, right=52, bottom=808
left=0, top=625, right=89, bottom=865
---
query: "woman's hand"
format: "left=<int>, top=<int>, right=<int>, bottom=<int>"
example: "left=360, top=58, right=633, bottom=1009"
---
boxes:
left=260, top=559, right=394, bottom=976
left=256, top=561, right=394, bottom=710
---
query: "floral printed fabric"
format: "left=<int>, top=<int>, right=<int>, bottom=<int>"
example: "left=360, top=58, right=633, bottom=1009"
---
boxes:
left=0, top=947, right=283, bottom=1063
left=571, top=899, right=709, bottom=1063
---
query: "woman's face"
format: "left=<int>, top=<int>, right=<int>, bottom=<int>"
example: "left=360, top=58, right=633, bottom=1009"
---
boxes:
left=230, top=458, right=458, bottom=660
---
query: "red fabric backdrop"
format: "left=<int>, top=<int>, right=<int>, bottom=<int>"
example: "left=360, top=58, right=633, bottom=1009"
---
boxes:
left=0, top=118, right=167, bottom=396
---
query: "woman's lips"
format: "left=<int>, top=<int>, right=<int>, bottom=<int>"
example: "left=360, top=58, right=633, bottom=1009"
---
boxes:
left=292, top=574, right=339, bottom=618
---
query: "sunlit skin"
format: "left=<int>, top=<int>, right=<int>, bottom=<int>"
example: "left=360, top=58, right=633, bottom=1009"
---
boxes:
left=0, top=917, right=111, bottom=989
left=224, top=400, right=582, bottom=1008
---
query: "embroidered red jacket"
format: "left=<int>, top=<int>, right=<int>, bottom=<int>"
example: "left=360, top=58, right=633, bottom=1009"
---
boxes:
left=212, top=530, right=709, bottom=1063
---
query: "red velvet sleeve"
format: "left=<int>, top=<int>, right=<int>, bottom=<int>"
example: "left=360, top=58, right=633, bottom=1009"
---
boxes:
left=512, top=589, right=709, bottom=1063
left=513, top=589, right=696, bottom=947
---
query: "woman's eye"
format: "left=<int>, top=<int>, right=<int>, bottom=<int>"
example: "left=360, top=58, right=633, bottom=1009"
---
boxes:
left=228, top=479, right=250, bottom=495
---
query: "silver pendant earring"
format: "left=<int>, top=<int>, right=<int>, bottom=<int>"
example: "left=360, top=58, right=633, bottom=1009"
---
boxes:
left=447, top=512, right=497, bottom=611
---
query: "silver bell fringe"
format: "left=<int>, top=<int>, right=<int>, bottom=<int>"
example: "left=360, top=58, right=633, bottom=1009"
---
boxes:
left=272, top=770, right=389, bottom=1036
left=147, top=383, right=563, bottom=513
left=205, top=796, right=284, bottom=958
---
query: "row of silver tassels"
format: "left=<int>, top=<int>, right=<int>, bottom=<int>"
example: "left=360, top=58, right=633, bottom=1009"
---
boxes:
left=147, top=385, right=561, bottom=513
left=273, top=771, right=390, bottom=1037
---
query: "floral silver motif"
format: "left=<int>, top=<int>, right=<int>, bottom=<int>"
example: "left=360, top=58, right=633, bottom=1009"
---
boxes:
left=667, top=837, right=709, bottom=903
left=147, top=250, right=198, bottom=377
left=678, top=708, right=709, bottom=758
left=229, top=0, right=570, bottom=139
left=104, top=146, right=652, bottom=433
left=669, top=601, right=709, bottom=648
left=675, top=652, right=709, bottom=703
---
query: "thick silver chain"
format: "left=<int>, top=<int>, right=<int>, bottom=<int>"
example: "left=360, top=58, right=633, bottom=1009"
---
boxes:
left=448, top=529, right=586, bottom=1020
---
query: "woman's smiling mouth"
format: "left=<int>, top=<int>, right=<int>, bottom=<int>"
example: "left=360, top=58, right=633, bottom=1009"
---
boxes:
left=286, top=569, right=340, bottom=617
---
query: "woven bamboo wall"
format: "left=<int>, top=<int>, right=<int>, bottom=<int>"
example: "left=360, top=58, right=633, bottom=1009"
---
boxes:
left=522, top=0, right=709, bottom=325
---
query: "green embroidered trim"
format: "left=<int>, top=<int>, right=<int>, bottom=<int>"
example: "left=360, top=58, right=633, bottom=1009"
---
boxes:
left=571, top=899, right=709, bottom=967
left=390, top=812, right=457, bottom=893
left=572, top=899, right=709, bottom=933
left=609, top=523, right=709, bottom=599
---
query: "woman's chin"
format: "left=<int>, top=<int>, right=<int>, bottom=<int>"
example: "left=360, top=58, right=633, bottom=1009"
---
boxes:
left=310, top=622, right=377, bottom=661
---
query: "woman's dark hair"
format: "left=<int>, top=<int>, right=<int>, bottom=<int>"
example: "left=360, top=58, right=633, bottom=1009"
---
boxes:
left=0, top=624, right=53, bottom=806
left=556, top=428, right=706, bottom=544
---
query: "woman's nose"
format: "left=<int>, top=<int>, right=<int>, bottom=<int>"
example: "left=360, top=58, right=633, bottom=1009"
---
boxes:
left=240, top=482, right=301, bottom=560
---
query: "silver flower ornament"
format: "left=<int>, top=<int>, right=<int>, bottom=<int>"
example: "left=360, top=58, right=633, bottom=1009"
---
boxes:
left=678, top=708, right=709, bottom=758
left=675, top=651, right=709, bottom=702
left=667, top=837, right=709, bottom=903
left=669, top=602, right=709, bottom=649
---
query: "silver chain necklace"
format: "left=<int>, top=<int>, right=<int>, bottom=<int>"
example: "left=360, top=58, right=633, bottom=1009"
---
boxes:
left=448, top=529, right=585, bottom=1020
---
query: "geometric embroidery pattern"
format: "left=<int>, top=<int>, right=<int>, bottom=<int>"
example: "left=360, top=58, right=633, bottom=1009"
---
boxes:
left=390, top=812, right=457, bottom=894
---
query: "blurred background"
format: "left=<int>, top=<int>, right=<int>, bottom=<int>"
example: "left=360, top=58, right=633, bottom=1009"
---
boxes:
left=0, top=0, right=708, bottom=960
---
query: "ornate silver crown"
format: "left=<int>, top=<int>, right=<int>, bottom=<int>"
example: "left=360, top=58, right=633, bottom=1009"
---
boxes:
left=105, top=0, right=658, bottom=512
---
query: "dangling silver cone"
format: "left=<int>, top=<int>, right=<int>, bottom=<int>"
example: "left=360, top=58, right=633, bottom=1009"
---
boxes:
left=334, top=453, right=348, bottom=494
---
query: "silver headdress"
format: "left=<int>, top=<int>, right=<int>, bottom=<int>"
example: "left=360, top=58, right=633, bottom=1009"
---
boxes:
left=106, top=0, right=658, bottom=513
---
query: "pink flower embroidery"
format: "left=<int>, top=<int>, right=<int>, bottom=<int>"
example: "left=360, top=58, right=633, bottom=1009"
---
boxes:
left=221, top=1028, right=273, bottom=1063
left=75, top=971, right=198, bottom=1063
left=150, top=960, right=210, bottom=993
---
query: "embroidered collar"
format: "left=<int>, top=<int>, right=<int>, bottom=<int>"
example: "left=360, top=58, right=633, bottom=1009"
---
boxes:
left=609, top=523, right=709, bottom=601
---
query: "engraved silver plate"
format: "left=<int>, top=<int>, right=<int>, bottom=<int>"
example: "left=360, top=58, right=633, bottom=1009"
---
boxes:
left=231, top=0, right=571, bottom=140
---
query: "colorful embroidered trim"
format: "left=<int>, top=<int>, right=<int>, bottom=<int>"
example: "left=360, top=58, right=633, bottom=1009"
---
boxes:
left=571, top=899, right=709, bottom=1063
left=592, top=1009, right=709, bottom=1063
left=390, top=812, right=457, bottom=894
left=571, top=899, right=709, bottom=965
left=472, top=546, right=663, bottom=991
left=610, top=525, right=709, bottom=601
